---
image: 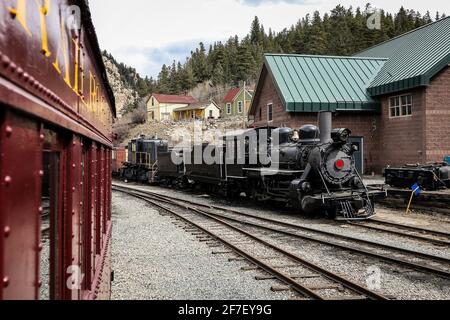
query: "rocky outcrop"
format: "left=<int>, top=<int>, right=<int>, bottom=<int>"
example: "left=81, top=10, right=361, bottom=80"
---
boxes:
left=103, top=55, right=139, bottom=118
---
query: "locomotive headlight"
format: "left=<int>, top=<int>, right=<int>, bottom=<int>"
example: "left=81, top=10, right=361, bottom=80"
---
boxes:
left=331, top=128, right=352, bottom=143
left=335, top=159, right=345, bottom=170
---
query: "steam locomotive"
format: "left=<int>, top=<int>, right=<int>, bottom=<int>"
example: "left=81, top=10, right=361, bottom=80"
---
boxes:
left=120, top=112, right=386, bottom=220
left=156, top=112, right=386, bottom=220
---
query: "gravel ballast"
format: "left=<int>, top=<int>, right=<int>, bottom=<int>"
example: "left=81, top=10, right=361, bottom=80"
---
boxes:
left=112, top=192, right=293, bottom=300
left=112, top=182, right=450, bottom=300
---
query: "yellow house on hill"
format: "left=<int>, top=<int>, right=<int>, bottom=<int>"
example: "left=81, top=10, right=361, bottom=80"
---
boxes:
left=173, top=101, right=221, bottom=121
left=147, top=94, right=197, bottom=121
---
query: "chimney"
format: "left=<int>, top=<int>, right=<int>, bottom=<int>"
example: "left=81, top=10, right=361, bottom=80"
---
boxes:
left=319, top=111, right=333, bottom=144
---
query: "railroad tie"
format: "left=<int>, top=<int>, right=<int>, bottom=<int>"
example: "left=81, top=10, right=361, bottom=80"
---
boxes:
left=212, top=251, right=233, bottom=255
left=241, top=266, right=261, bottom=271
left=228, top=257, right=246, bottom=262
left=256, top=274, right=320, bottom=281
left=307, top=284, right=344, bottom=291
left=271, top=285, right=291, bottom=292
left=326, top=295, right=369, bottom=301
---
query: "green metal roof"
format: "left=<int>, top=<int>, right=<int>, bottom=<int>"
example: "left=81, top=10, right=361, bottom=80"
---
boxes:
left=263, top=54, right=387, bottom=112
left=355, top=17, right=450, bottom=96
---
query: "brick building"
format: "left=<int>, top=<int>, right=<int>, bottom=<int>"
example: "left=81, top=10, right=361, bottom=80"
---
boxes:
left=249, top=17, right=450, bottom=174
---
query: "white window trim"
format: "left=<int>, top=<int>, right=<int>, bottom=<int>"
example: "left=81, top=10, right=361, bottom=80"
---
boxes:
left=237, top=101, right=243, bottom=114
left=267, top=103, right=273, bottom=123
left=389, top=94, right=413, bottom=119
left=226, top=103, right=232, bottom=115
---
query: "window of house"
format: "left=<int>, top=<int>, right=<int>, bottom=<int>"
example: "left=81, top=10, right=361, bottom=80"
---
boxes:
left=161, top=112, right=170, bottom=121
left=259, top=108, right=262, bottom=120
left=390, top=94, right=412, bottom=118
left=226, top=103, right=232, bottom=115
left=267, top=103, right=273, bottom=122
left=151, top=98, right=155, bottom=107
left=209, top=110, right=213, bottom=118
left=238, top=101, right=243, bottom=113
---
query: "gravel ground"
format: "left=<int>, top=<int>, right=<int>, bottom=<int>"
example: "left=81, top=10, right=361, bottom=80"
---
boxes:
left=236, top=224, right=450, bottom=300
left=111, top=192, right=294, bottom=300
left=112, top=182, right=450, bottom=300
left=114, top=182, right=450, bottom=256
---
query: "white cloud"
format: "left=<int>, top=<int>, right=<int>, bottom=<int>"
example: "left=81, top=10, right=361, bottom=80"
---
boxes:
left=89, top=0, right=450, bottom=77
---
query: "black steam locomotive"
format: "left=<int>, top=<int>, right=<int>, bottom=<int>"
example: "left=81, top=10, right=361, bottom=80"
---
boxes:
left=153, top=112, right=386, bottom=220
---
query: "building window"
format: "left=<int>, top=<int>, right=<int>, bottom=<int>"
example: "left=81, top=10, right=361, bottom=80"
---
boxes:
left=259, top=108, right=262, bottom=120
left=237, top=101, right=243, bottom=113
left=390, top=94, right=412, bottom=118
left=161, top=112, right=170, bottom=121
left=151, top=98, right=155, bottom=107
left=226, top=103, right=232, bottom=115
left=267, top=103, right=273, bottom=122
left=209, top=110, right=213, bottom=118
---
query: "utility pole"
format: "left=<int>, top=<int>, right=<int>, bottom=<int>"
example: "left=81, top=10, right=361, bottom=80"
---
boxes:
left=243, top=81, right=246, bottom=129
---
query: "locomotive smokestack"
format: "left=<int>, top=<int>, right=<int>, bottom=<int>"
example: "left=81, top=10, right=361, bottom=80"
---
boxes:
left=319, top=111, right=333, bottom=144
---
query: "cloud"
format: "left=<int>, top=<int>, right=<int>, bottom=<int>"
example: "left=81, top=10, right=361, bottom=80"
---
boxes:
left=89, top=0, right=450, bottom=78
left=112, top=40, right=209, bottom=79
left=239, top=0, right=306, bottom=6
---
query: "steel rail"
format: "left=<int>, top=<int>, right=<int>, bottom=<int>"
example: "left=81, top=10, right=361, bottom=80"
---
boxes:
left=367, top=219, right=450, bottom=239
left=113, top=185, right=450, bottom=265
left=347, top=221, right=450, bottom=246
left=113, top=185, right=450, bottom=279
left=114, top=187, right=387, bottom=300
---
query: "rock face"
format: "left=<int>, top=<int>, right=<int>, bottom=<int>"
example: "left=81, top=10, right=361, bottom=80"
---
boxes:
left=103, top=55, right=139, bottom=118
left=123, top=117, right=249, bottom=148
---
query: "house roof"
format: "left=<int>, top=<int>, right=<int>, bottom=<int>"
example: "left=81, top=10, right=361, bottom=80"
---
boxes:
left=223, top=88, right=242, bottom=103
left=354, top=17, right=450, bottom=96
left=257, top=54, right=386, bottom=113
left=152, top=94, right=197, bottom=104
left=174, top=101, right=220, bottom=112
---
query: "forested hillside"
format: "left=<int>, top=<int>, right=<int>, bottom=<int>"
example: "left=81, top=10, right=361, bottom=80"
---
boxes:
left=104, top=5, right=445, bottom=116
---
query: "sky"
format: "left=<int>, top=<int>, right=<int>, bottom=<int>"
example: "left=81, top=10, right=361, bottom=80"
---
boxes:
left=89, top=0, right=450, bottom=78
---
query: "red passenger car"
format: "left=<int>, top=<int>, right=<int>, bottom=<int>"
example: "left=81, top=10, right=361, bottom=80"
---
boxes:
left=0, top=0, right=115, bottom=300
left=112, top=147, right=127, bottom=176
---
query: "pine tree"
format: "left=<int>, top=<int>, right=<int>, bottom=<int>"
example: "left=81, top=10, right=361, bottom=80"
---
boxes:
left=250, top=16, right=262, bottom=45
left=212, top=62, right=225, bottom=86
left=307, top=11, right=327, bottom=55
left=157, top=64, right=170, bottom=93
left=149, top=5, right=433, bottom=94
left=236, top=43, right=255, bottom=83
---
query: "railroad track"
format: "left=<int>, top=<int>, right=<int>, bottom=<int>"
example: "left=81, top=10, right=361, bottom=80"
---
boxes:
left=350, top=219, right=450, bottom=246
left=113, top=185, right=387, bottom=300
left=113, top=184, right=450, bottom=280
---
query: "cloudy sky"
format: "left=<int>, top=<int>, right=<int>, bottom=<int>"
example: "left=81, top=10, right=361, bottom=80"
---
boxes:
left=89, top=0, right=449, bottom=78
